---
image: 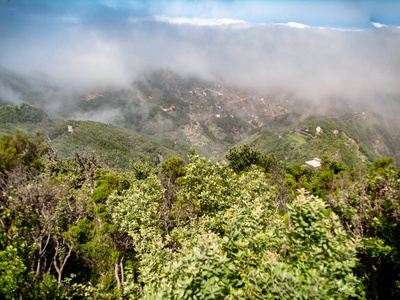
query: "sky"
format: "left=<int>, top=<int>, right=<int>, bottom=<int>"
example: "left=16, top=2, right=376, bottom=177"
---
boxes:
left=0, top=0, right=399, bottom=110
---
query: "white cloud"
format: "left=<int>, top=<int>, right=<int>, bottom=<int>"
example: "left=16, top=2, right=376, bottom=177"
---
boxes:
left=277, top=22, right=310, bottom=29
left=153, top=15, right=246, bottom=26
left=372, top=22, right=387, bottom=28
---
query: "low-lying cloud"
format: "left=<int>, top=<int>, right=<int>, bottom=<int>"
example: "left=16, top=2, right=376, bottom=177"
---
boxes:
left=1, top=1, right=399, bottom=116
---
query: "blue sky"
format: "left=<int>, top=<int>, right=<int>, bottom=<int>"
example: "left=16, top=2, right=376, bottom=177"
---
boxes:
left=1, top=0, right=400, bottom=29
left=150, top=0, right=400, bottom=28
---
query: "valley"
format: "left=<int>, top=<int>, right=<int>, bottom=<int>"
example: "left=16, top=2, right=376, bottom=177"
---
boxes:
left=1, top=68, right=399, bottom=168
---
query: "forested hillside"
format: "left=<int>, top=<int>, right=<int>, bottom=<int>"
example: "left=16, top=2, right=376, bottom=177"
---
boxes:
left=234, top=112, right=400, bottom=166
left=1, top=132, right=400, bottom=299
left=2, top=68, right=400, bottom=166
left=0, top=103, right=186, bottom=168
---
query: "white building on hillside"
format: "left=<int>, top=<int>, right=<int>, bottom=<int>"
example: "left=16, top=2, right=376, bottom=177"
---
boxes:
left=305, top=157, right=322, bottom=168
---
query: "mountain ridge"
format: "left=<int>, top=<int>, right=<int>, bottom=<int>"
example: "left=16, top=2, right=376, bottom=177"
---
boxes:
left=1, top=68, right=400, bottom=167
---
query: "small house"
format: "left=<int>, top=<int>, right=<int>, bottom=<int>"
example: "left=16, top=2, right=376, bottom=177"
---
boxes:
left=86, top=93, right=103, bottom=101
left=162, top=105, right=176, bottom=112
left=305, top=157, right=322, bottom=168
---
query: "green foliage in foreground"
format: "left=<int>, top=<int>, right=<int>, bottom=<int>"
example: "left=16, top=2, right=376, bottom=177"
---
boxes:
left=0, top=130, right=48, bottom=172
left=1, top=132, right=400, bottom=299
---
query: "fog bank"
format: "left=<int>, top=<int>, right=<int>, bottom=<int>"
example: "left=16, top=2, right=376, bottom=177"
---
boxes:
left=1, top=1, right=399, bottom=115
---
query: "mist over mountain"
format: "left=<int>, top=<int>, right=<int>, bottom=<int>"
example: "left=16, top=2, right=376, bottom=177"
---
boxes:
left=1, top=0, right=400, bottom=164
left=1, top=1, right=400, bottom=119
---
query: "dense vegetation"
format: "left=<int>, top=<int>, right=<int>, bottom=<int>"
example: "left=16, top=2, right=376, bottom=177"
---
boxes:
left=1, top=132, right=400, bottom=299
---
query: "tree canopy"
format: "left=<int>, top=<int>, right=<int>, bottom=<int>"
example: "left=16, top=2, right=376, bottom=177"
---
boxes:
left=1, top=132, right=400, bottom=299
